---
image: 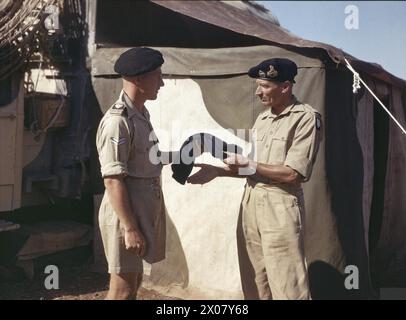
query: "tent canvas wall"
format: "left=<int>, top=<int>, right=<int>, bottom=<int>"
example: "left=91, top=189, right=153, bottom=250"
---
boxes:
left=88, top=0, right=406, bottom=299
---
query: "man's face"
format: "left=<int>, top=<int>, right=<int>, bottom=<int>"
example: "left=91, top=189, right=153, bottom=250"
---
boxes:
left=255, top=79, right=284, bottom=108
left=138, top=67, right=164, bottom=100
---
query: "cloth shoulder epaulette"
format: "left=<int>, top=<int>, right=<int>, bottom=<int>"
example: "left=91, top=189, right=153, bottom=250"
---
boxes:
left=298, top=103, right=321, bottom=116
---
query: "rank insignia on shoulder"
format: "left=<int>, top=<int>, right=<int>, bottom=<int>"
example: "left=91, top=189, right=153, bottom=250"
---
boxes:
left=110, top=137, right=126, bottom=145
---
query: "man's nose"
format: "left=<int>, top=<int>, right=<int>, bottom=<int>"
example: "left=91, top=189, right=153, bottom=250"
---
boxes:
left=255, top=87, right=262, bottom=96
left=160, top=78, right=164, bottom=87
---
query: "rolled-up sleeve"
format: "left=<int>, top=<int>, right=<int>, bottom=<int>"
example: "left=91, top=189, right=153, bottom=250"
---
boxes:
left=96, top=116, right=132, bottom=178
left=284, top=112, right=322, bottom=182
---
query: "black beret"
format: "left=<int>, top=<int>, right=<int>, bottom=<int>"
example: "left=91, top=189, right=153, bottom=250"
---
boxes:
left=114, top=47, right=164, bottom=76
left=248, top=58, right=297, bottom=83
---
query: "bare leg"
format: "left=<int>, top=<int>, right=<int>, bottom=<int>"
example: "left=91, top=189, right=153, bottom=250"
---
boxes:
left=133, top=273, right=143, bottom=300
left=105, top=273, right=140, bottom=300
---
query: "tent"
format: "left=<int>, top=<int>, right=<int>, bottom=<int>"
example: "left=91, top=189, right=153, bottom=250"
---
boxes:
left=89, top=0, right=406, bottom=299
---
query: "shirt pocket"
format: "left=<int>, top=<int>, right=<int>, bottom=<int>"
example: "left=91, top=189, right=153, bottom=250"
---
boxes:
left=253, top=132, right=267, bottom=163
left=268, top=137, right=291, bottom=165
left=132, top=127, right=150, bottom=174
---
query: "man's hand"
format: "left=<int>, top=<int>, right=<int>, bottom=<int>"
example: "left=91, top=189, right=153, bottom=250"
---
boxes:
left=124, top=228, right=146, bottom=257
left=223, top=153, right=249, bottom=167
left=224, top=152, right=256, bottom=168
left=187, top=164, right=219, bottom=184
left=223, top=153, right=257, bottom=176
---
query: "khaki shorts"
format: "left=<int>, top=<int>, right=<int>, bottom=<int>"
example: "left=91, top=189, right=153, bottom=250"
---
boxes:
left=238, top=182, right=310, bottom=300
left=99, top=177, right=166, bottom=274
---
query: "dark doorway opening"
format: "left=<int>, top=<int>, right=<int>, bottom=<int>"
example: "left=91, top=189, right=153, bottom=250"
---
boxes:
left=369, top=94, right=390, bottom=288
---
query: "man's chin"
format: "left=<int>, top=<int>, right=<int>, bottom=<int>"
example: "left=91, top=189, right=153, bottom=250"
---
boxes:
left=261, top=101, right=272, bottom=107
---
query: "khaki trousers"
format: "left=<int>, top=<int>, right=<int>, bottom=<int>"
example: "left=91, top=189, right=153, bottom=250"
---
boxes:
left=237, top=182, right=310, bottom=300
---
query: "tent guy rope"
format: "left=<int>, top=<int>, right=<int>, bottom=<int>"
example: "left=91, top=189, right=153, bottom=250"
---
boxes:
left=344, top=58, right=406, bottom=135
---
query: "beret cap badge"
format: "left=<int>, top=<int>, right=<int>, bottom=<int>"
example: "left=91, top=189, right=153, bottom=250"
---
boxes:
left=266, top=65, right=278, bottom=78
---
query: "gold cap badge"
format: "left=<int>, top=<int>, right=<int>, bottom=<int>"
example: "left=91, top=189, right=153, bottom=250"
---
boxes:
left=266, top=65, right=278, bottom=78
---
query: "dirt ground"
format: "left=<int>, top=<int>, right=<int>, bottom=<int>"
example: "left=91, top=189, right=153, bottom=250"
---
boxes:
left=0, top=238, right=181, bottom=300
left=0, top=264, right=180, bottom=300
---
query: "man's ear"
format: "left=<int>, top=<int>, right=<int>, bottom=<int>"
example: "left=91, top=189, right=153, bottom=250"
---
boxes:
left=281, top=81, right=292, bottom=94
left=132, top=75, right=142, bottom=86
left=123, top=75, right=140, bottom=85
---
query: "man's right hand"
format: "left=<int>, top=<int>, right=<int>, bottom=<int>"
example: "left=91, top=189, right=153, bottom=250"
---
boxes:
left=186, top=164, right=220, bottom=184
left=124, top=228, right=146, bottom=257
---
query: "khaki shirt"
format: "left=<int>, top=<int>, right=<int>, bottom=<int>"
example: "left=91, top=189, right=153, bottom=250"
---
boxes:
left=252, top=97, right=322, bottom=182
left=96, top=90, right=162, bottom=178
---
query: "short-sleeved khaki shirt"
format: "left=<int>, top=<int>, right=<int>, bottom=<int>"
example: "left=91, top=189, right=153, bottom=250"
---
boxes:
left=96, top=90, right=162, bottom=178
left=252, top=97, right=322, bottom=182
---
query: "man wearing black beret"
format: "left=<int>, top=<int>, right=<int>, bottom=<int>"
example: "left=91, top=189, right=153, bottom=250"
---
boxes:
left=96, top=47, right=166, bottom=300
left=188, top=58, right=322, bottom=300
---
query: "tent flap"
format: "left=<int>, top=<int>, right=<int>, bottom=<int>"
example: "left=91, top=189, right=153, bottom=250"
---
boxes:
left=91, top=46, right=323, bottom=77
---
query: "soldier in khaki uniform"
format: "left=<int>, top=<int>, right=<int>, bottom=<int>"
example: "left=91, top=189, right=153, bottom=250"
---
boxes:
left=188, top=58, right=322, bottom=300
left=96, top=47, right=166, bottom=300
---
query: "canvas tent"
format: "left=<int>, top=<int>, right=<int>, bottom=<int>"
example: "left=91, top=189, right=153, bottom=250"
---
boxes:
left=88, top=0, right=406, bottom=299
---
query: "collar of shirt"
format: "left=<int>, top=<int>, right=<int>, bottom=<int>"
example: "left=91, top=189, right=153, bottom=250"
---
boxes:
left=120, top=90, right=151, bottom=122
left=261, top=96, right=301, bottom=120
